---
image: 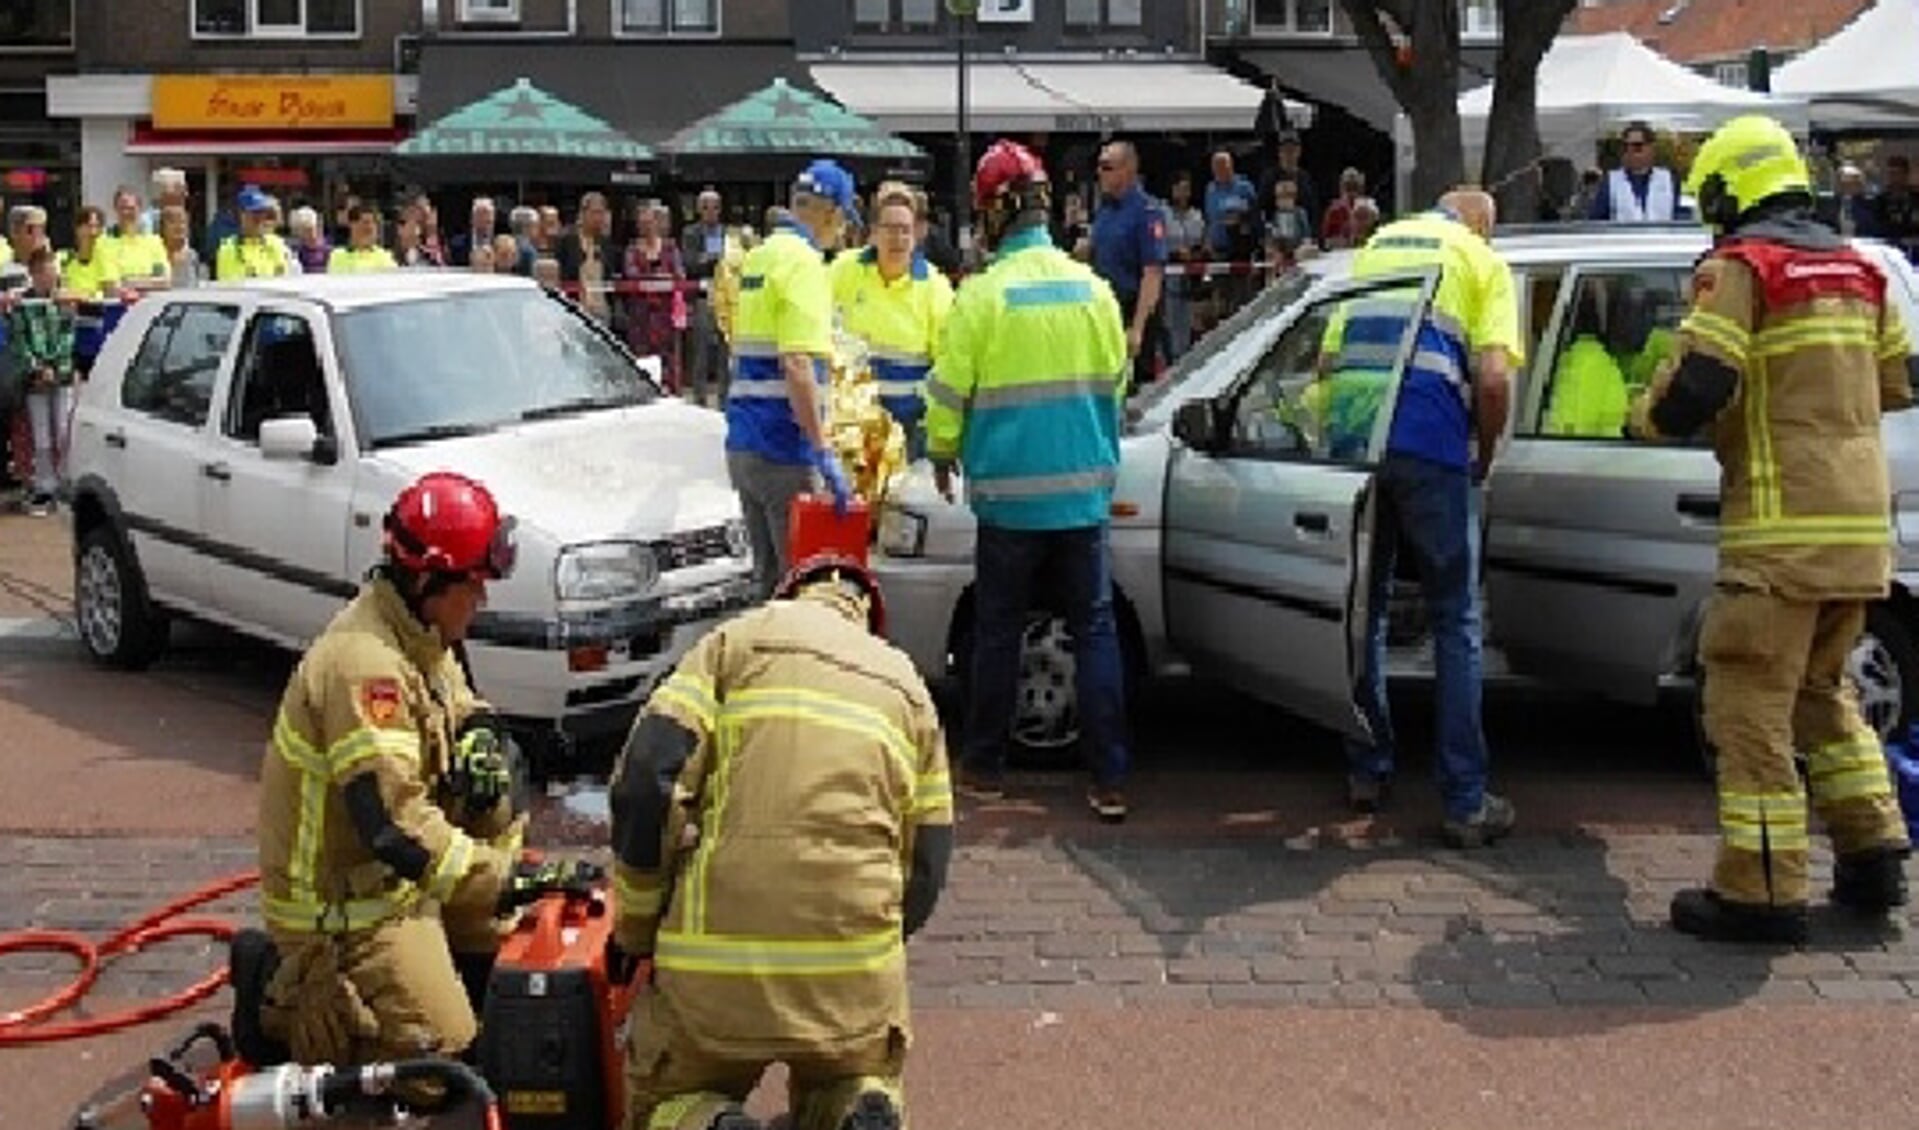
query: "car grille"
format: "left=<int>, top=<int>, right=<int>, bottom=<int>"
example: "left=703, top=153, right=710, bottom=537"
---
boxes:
left=656, top=524, right=739, bottom=572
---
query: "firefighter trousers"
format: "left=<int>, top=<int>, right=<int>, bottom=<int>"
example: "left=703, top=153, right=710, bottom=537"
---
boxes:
left=1699, top=586, right=1911, bottom=908
left=624, top=990, right=909, bottom=1130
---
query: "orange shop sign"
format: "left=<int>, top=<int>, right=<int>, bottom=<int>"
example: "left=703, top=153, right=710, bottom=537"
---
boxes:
left=151, top=75, right=395, bottom=131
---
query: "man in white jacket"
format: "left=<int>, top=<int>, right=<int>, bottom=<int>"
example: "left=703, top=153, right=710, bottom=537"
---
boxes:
left=1588, top=120, right=1688, bottom=223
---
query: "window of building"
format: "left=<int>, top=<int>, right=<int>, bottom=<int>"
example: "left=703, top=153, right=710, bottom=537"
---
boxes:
left=459, top=0, right=521, bottom=22
left=0, top=0, right=74, bottom=49
left=1251, top=0, right=1333, bottom=35
left=122, top=304, right=241, bottom=430
left=615, top=0, right=719, bottom=35
left=193, top=0, right=360, bottom=38
left=1461, top=0, right=1499, bottom=38
left=853, top=0, right=939, bottom=29
left=1714, top=61, right=1750, bottom=89
left=1065, top=0, right=1144, bottom=26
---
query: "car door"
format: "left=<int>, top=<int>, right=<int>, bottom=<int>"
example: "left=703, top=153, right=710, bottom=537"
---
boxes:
left=75, top=300, right=244, bottom=616
left=197, top=306, right=358, bottom=647
left=1483, top=259, right=1717, bottom=703
left=1163, top=270, right=1439, bottom=739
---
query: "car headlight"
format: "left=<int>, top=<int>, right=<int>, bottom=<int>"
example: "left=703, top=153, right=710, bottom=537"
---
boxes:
left=555, top=542, right=659, bottom=601
left=877, top=506, right=927, bottom=558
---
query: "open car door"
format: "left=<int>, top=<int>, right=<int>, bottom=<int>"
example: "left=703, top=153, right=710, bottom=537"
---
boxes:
left=1163, top=268, right=1440, bottom=740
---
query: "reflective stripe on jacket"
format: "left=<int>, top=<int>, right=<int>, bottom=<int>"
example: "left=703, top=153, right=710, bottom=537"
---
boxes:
left=727, top=225, right=834, bottom=465
left=925, top=226, right=1128, bottom=530
left=830, top=247, right=954, bottom=428
left=1662, top=239, right=1915, bottom=598
left=610, top=593, right=952, bottom=1055
left=258, top=579, right=515, bottom=936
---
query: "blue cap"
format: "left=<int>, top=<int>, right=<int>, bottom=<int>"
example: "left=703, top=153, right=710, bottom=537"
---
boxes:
left=237, top=185, right=274, bottom=213
left=794, top=159, right=859, bottom=222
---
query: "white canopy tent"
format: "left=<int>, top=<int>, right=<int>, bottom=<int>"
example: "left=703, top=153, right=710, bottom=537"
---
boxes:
left=1393, top=32, right=1809, bottom=211
left=1773, top=0, right=1919, bottom=129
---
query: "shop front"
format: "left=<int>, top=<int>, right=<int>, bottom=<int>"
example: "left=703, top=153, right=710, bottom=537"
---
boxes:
left=0, top=87, right=81, bottom=239
left=48, top=71, right=414, bottom=246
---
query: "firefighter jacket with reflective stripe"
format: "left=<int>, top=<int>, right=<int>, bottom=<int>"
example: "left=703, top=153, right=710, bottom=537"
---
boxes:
left=609, top=591, right=953, bottom=1058
left=830, top=247, right=954, bottom=430
left=727, top=224, right=835, bottom=466
left=925, top=225, right=1129, bottom=530
left=1651, top=235, right=1915, bottom=599
left=1346, top=211, right=1523, bottom=470
left=258, top=579, right=516, bottom=937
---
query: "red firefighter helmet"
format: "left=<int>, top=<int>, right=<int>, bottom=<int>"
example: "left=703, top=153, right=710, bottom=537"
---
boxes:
left=972, top=140, right=1049, bottom=213
left=773, top=553, right=887, bottom=636
left=383, top=472, right=517, bottom=581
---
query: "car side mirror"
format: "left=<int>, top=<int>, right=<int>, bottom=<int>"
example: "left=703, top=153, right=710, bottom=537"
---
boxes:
left=260, top=415, right=321, bottom=462
left=1172, top=398, right=1222, bottom=454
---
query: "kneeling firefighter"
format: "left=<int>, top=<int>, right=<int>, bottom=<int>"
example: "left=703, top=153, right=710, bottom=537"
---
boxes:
left=255, top=471, right=599, bottom=1063
left=605, top=542, right=954, bottom=1130
left=1631, top=114, right=1918, bottom=943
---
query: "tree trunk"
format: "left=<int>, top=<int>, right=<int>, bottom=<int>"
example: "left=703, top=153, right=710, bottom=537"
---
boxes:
left=1480, top=0, right=1579, bottom=223
left=1340, top=0, right=1464, bottom=210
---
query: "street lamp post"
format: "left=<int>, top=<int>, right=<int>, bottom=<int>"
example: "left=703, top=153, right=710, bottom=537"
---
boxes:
left=949, top=0, right=976, bottom=256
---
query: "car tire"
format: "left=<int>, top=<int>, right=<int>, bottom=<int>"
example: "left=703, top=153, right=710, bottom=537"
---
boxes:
left=951, top=608, right=1141, bottom=768
left=73, top=524, right=168, bottom=670
left=1690, top=602, right=1919, bottom=779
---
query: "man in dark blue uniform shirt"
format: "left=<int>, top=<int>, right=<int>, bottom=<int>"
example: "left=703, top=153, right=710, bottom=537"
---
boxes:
left=1091, top=140, right=1168, bottom=393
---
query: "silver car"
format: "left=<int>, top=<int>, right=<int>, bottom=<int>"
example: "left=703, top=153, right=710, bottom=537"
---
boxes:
left=871, top=224, right=1919, bottom=761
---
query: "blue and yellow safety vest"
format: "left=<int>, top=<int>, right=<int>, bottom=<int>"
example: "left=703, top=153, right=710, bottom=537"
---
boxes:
left=727, top=224, right=834, bottom=465
left=925, top=226, right=1128, bottom=530
left=1342, top=211, right=1522, bottom=469
left=830, top=247, right=954, bottom=430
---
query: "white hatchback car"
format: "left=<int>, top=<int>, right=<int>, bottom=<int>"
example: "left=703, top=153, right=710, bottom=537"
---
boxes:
left=873, top=225, right=1919, bottom=759
left=66, top=272, right=754, bottom=766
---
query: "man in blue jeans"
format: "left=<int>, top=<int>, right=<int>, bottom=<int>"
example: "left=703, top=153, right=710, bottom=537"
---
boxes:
left=1333, top=187, right=1519, bottom=848
left=925, top=140, right=1133, bottom=823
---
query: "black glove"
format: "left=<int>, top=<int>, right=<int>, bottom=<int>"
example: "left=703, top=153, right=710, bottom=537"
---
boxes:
left=443, top=720, right=512, bottom=813
left=498, top=858, right=603, bottom=914
left=603, top=937, right=644, bottom=987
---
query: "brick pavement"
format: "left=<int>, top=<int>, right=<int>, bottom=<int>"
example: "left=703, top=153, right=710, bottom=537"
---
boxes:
left=3, top=831, right=1912, bottom=1013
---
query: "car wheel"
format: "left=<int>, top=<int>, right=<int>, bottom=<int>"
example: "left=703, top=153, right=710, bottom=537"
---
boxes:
left=74, top=524, right=168, bottom=670
left=953, top=609, right=1139, bottom=766
left=1690, top=603, right=1919, bottom=779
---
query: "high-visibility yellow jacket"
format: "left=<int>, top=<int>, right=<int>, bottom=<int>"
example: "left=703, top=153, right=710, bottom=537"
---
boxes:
left=728, top=224, right=834, bottom=465
left=328, top=245, right=398, bottom=274
left=925, top=225, right=1128, bottom=530
left=1636, top=222, right=1917, bottom=599
left=57, top=246, right=120, bottom=300
left=609, top=587, right=952, bottom=1056
left=1544, top=335, right=1630, bottom=438
left=830, top=247, right=954, bottom=428
left=216, top=233, right=291, bottom=282
left=258, top=578, right=516, bottom=938
left=101, top=229, right=169, bottom=282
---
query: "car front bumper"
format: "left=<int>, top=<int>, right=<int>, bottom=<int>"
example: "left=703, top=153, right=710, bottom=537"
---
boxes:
left=871, top=553, right=974, bottom=681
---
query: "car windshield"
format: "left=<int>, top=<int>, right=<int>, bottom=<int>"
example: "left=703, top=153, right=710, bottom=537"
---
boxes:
left=1129, top=269, right=1321, bottom=429
left=335, top=288, right=659, bottom=448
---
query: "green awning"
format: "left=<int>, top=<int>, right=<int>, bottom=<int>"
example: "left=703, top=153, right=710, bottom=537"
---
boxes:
left=396, top=77, right=655, bottom=181
left=663, top=78, right=924, bottom=176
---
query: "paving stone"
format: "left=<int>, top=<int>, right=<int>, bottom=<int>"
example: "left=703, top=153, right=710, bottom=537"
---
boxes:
left=1166, top=957, right=1251, bottom=985
left=1811, top=978, right=1912, bottom=1002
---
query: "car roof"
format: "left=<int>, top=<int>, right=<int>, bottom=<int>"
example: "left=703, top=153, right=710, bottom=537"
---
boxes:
left=1309, top=223, right=1913, bottom=279
left=177, top=269, right=537, bottom=312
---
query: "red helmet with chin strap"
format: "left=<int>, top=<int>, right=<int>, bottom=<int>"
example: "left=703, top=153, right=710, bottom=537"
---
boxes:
left=773, top=553, right=887, bottom=636
left=383, top=472, right=517, bottom=582
left=972, top=140, right=1049, bottom=213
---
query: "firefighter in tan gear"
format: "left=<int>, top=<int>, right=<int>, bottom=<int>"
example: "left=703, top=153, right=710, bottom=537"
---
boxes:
left=604, top=550, right=953, bottom=1130
left=255, top=471, right=599, bottom=1063
left=1631, top=114, right=1918, bottom=944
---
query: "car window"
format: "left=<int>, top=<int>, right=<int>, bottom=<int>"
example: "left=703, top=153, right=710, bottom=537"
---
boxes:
left=1130, top=269, right=1318, bottom=428
left=333, top=288, right=659, bottom=449
left=120, top=302, right=240, bottom=429
left=1221, top=279, right=1426, bottom=465
left=1530, top=267, right=1692, bottom=442
left=224, top=312, right=334, bottom=443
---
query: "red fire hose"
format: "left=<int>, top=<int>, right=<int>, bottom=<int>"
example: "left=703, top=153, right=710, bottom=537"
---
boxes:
left=0, top=871, right=259, bottom=1046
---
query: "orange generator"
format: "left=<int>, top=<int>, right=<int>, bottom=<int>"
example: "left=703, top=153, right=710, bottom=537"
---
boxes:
left=477, top=889, right=637, bottom=1130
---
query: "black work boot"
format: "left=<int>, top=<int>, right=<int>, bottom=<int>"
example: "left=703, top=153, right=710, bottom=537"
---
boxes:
left=839, top=1091, right=902, bottom=1130
left=1830, top=847, right=1912, bottom=914
left=1670, top=887, right=1809, bottom=945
